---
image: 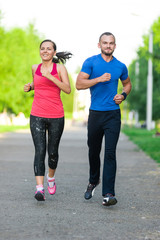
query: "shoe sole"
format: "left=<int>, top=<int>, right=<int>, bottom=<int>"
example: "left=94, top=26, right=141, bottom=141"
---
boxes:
left=48, top=191, right=56, bottom=195
left=102, top=198, right=117, bottom=206
left=47, top=185, right=56, bottom=195
left=35, top=192, right=45, bottom=201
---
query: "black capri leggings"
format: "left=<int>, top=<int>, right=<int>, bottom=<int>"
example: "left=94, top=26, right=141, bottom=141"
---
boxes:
left=30, top=115, right=64, bottom=176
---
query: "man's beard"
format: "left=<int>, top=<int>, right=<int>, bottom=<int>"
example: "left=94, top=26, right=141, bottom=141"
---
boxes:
left=102, top=49, right=114, bottom=56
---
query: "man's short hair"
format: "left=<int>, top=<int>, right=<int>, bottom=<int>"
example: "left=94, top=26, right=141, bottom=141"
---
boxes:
left=99, top=32, right=116, bottom=43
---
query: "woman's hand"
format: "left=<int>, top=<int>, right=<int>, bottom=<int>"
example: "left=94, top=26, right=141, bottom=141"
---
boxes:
left=41, top=64, right=71, bottom=94
left=24, top=83, right=31, bottom=92
left=41, top=69, right=51, bottom=79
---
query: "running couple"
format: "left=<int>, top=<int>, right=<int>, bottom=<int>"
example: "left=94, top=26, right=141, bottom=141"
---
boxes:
left=24, top=32, right=132, bottom=206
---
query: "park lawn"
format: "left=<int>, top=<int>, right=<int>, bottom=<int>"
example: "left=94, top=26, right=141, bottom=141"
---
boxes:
left=0, top=125, right=29, bottom=133
left=122, top=126, right=160, bottom=164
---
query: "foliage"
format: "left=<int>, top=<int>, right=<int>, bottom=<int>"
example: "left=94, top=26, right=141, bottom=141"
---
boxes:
left=61, top=73, right=75, bottom=114
left=128, top=17, right=160, bottom=121
left=0, top=22, right=42, bottom=117
left=0, top=124, right=29, bottom=133
left=75, top=66, right=81, bottom=74
left=122, top=125, right=160, bottom=164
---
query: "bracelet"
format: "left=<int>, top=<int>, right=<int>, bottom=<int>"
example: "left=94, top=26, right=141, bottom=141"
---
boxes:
left=28, top=85, right=32, bottom=92
left=121, top=92, right=127, bottom=100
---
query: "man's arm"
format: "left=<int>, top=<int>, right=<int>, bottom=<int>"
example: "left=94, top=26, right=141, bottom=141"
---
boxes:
left=76, top=72, right=111, bottom=90
left=121, top=76, right=132, bottom=95
left=113, top=76, right=132, bottom=105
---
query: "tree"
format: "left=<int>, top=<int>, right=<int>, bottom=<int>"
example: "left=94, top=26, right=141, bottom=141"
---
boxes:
left=0, top=23, right=42, bottom=117
left=127, top=17, right=160, bottom=122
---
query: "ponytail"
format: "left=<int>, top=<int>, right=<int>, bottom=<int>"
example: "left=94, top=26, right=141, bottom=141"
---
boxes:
left=52, top=52, right=72, bottom=64
left=40, top=39, right=73, bottom=64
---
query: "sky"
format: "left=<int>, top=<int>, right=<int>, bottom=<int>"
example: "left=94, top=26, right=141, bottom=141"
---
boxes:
left=0, top=0, right=160, bottom=73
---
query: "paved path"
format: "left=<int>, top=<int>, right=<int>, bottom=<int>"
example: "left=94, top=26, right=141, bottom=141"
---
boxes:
left=0, top=124, right=160, bottom=240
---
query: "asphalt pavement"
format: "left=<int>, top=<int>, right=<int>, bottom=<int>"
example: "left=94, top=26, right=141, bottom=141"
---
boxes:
left=0, top=123, right=160, bottom=240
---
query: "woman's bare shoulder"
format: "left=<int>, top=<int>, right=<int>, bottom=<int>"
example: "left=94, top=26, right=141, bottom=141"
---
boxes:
left=32, top=64, right=39, bottom=76
left=32, top=64, right=39, bottom=71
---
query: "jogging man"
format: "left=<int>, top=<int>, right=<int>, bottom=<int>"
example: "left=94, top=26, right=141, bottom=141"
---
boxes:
left=76, top=32, right=132, bottom=206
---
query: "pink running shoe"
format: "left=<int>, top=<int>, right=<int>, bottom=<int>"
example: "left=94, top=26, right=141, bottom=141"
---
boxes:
left=47, top=177, right=56, bottom=195
left=34, top=189, right=45, bottom=201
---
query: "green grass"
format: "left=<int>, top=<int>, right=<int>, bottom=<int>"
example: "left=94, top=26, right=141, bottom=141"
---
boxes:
left=122, top=125, right=160, bottom=164
left=64, top=112, right=73, bottom=119
left=0, top=125, right=29, bottom=133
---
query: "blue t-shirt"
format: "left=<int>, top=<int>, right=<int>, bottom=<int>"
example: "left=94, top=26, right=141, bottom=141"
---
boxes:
left=81, top=54, right=128, bottom=111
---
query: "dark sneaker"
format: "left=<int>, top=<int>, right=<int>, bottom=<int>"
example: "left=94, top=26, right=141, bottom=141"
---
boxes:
left=102, top=193, right=117, bottom=206
left=84, top=183, right=99, bottom=200
left=34, top=189, right=45, bottom=201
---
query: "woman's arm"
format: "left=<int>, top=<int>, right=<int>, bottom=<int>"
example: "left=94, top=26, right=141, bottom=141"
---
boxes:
left=24, top=65, right=37, bottom=92
left=41, top=64, right=71, bottom=94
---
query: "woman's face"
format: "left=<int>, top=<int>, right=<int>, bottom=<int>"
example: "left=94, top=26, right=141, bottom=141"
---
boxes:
left=40, top=41, right=56, bottom=61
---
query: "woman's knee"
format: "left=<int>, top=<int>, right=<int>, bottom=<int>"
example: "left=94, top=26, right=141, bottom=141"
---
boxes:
left=48, top=153, right=58, bottom=169
left=34, top=160, right=45, bottom=176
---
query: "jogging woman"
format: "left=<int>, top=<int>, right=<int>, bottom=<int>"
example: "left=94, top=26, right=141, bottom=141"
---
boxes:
left=24, top=39, right=72, bottom=201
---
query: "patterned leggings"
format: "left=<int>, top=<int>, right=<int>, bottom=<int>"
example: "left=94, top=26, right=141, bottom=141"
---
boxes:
left=30, top=115, right=64, bottom=176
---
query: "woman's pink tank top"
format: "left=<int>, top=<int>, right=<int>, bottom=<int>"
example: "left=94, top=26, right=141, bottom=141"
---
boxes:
left=31, top=63, right=64, bottom=118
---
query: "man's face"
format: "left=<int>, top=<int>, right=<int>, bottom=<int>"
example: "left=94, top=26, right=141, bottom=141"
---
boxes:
left=98, top=35, right=116, bottom=56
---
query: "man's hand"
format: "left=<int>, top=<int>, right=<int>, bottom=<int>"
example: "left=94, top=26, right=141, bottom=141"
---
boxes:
left=113, top=94, right=124, bottom=105
left=98, top=73, right=111, bottom=83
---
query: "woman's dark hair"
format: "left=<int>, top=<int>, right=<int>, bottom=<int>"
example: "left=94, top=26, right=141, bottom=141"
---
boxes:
left=40, top=39, right=72, bottom=64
